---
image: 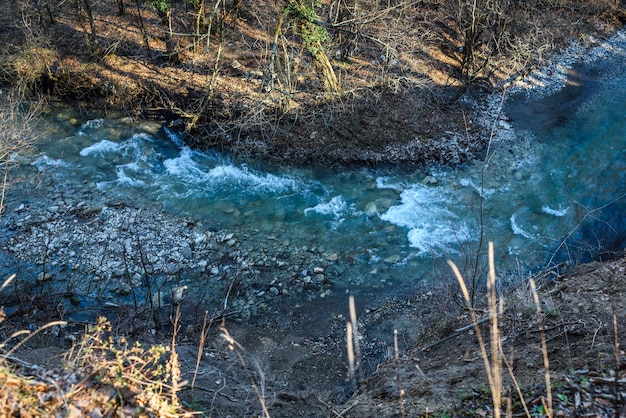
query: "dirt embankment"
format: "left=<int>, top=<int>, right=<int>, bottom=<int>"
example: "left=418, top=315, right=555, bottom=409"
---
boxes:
left=1, top=0, right=624, bottom=166
left=5, top=246, right=626, bottom=417
left=341, top=254, right=626, bottom=417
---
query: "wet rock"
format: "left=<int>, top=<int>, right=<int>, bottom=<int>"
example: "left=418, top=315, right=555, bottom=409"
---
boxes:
left=181, top=244, right=193, bottom=259
left=384, top=255, right=400, bottom=264
left=116, top=283, right=132, bottom=295
left=422, top=175, right=438, bottom=185
left=37, top=272, right=53, bottom=282
left=82, top=206, right=103, bottom=217
left=164, top=263, right=180, bottom=275
left=218, top=232, right=235, bottom=243
left=365, top=202, right=378, bottom=217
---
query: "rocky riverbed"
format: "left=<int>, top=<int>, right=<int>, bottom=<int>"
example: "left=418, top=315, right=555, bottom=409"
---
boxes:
left=0, top=158, right=420, bottom=416
left=5, top=163, right=626, bottom=417
left=0, top=165, right=354, bottom=324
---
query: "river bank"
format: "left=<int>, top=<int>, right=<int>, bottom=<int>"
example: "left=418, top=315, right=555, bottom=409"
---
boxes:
left=2, top=0, right=625, bottom=167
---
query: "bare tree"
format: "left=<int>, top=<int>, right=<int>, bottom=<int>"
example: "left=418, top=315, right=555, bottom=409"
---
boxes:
left=152, top=0, right=180, bottom=62
left=0, top=90, right=43, bottom=217
left=285, top=0, right=339, bottom=92
left=455, top=0, right=510, bottom=85
left=74, top=0, right=101, bottom=55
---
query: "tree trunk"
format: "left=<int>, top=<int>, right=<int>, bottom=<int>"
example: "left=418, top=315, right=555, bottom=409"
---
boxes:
left=135, top=0, right=151, bottom=52
left=117, top=0, right=125, bottom=16
left=75, top=0, right=100, bottom=55
left=312, top=42, right=339, bottom=93
left=193, top=0, right=205, bottom=54
left=157, top=8, right=179, bottom=63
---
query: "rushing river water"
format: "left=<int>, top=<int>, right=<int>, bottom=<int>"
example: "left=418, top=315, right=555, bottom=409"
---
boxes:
left=5, top=33, right=626, bottom=314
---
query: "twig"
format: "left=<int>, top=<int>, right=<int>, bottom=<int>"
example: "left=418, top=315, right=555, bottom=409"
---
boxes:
left=422, top=314, right=496, bottom=351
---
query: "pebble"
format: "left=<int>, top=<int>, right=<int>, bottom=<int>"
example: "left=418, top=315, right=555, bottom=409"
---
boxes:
left=384, top=255, right=401, bottom=264
left=37, top=272, right=53, bottom=282
left=422, top=175, right=438, bottom=185
left=4, top=189, right=338, bottom=313
left=365, top=202, right=378, bottom=217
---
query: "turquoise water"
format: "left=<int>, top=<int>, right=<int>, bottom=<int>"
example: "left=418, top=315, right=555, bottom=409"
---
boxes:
left=17, top=34, right=626, bottom=301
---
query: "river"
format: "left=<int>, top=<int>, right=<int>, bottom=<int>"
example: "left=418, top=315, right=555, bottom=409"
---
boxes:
left=1, top=31, right=625, bottom=331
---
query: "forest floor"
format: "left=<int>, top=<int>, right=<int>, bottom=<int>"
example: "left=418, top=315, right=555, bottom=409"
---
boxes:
left=1, top=0, right=624, bottom=167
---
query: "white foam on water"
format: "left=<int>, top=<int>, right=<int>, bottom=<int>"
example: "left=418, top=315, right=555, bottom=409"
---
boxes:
left=163, top=147, right=207, bottom=182
left=163, top=126, right=185, bottom=148
left=510, top=213, right=533, bottom=239
left=31, top=155, right=73, bottom=171
left=304, top=195, right=348, bottom=218
left=78, top=118, right=104, bottom=132
left=79, top=134, right=154, bottom=159
left=79, top=139, right=122, bottom=156
left=376, top=176, right=404, bottom=191
left=163, top=147, right=299, bottom=195
left=542, top=205, right=569, bottom=217
left=458, top=178, right=496, bottom=198
left=380, top=185, right=471, bottom=255
left=75, top=134, right=160, bottom=192
left=116, top=166, right=146, bottom=187
left=95, top=180, right=113, bottom=191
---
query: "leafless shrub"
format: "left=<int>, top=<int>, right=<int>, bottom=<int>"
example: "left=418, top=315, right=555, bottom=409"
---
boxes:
left=0, top=89, right=43, bottom=217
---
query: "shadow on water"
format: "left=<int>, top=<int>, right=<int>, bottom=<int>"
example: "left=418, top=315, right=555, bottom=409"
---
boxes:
left=505, top=65, right=602, bottom=135
left=505, top=51, right=626, bottom=267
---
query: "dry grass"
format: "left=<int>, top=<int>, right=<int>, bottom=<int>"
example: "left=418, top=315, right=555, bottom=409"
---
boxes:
left=444, top=243, right=626, bottom=417
left=0, top=312, right=195, bottom=416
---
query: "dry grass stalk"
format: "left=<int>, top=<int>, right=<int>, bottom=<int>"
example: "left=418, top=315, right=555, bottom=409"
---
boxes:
left=394, top=328, right=406, bottom=417
left=1, top=320, right=68, bottom=359
left=347, top=321, right=355, bottom=384
left=448, top=241, right=502, bottom=418
left=220, top=321, right=271, bottom=418
left=169, top=305, right=183, bottom=408
left=192, top=310, right=214, bottom=389
left=501, top=348, right=531, bottom=417
left=529, top=278, right=553, bottom=417
left=486, top=242, right=503, bottom=418
left=448, top=242, right=564, bottom=417
left=348, top=295, right=361, bottom=383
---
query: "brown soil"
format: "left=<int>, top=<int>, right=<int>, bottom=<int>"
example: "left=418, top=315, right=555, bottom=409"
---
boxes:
left=5, top=253, right=626, bottom=416
left=1, top=0, right=624, bottom=166
left=343, top=255, right=626, bottom=416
